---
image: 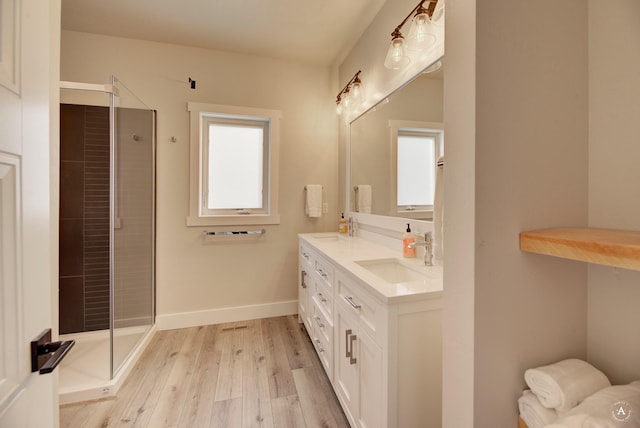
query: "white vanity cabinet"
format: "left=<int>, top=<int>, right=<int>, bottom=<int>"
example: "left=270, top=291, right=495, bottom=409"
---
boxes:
left=298, top=240, right=335, bottom=380
left=298, top=234, right=443, bottom=428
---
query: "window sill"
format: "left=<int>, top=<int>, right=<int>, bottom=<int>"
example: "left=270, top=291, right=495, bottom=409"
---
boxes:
left=186, top=214, right=280, bottom=227
left=395, top=210, right=433, bottom=221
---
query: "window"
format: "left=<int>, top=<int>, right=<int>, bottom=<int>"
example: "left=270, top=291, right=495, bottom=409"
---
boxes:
left=188, top=102, right=281, bottom=226
left=389, top=120, right=443, bottom=218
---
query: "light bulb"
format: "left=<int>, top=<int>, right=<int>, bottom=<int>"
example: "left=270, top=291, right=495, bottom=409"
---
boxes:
left=384, top=35, right=410, bottom=70
left=432, top=0, right=445, bottom=25
left=350, top=79, right=364, bottom=107
left=407, top=10, right=436, bottom=51
left=343, top=89, right=351, bottom=108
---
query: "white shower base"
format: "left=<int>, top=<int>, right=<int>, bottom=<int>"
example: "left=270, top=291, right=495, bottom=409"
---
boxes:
left=59, top=324, right=156, bottom=404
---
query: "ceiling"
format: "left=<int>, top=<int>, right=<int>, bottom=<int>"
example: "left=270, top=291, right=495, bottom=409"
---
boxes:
left=61, top=0, right=388, bottom=67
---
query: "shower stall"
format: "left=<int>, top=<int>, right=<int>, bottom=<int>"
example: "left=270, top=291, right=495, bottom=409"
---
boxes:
left=58, top=76, right=155, bottom=404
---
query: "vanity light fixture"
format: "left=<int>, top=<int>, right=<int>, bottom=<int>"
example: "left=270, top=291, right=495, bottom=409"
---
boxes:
left=384, top=0, right=438, bottom=70
left=335, top=70, right=363, bottom=116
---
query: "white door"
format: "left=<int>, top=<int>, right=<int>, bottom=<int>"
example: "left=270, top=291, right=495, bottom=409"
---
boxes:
left=357, top=329, right=382, bottom=428
left=0, top=0, right=60, bottom=427
left=334, top=307, right=359, bottom=425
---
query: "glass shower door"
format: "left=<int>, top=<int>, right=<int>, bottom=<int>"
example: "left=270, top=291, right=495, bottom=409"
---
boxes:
left=110, top=76, right=155, bottom=377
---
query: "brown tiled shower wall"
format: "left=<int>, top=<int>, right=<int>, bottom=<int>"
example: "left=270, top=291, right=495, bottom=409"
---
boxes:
left=59, top=104, right=154, bottom=334
left=60, top=104, right=111, bottom=333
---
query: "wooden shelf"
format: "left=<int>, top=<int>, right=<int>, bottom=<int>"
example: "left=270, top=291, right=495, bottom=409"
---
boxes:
left=519, top=227, right=640, bottom=271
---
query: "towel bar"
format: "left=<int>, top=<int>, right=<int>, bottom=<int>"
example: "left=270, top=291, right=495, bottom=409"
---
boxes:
left=202, top=229, right=266, bottom=236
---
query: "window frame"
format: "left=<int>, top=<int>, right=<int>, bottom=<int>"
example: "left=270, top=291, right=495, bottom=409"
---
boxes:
left=389, top=120, right=444, bottom=219
left=187, top=102, right=281, bottom=226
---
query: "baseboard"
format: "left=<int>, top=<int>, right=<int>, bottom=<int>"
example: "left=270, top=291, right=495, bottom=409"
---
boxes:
left=156, top=300, right=298, bottom=330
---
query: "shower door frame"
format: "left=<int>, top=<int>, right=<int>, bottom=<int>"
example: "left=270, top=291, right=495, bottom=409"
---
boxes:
left=109, top=75, right=156, bottom=379
left=59, top=77, right=156, bottom=381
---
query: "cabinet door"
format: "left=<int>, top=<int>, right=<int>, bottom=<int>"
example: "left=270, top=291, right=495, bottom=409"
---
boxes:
left=334, top=307, right=359, bottom=425
left=298, top=266, right=312, bottom=332
left=357, top=330, right=383, bottom=428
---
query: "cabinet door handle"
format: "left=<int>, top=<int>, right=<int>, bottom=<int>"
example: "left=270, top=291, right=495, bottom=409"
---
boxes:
left=345, top=329, right=352, bottom=359
left=344, top=295, right=362, bottom=310
left=301, top=270, right=307, bottom=288
left=314, top=316, right=324, bottom=328
left=349, top=333, right=357, bottom=365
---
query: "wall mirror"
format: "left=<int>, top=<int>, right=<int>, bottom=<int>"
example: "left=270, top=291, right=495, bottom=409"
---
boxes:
left=349, top=58, right=444, bottom=221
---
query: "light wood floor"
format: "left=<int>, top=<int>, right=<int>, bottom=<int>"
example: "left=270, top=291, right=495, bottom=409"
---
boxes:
left=60, top=316, right=350, bottom=428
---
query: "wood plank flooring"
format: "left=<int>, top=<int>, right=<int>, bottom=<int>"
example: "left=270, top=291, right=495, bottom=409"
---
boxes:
left=60, top=316, right=350, bottom=428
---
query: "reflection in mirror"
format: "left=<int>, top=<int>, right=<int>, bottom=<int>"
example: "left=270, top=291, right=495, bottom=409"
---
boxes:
left=350, top=58, right=444, bottom=220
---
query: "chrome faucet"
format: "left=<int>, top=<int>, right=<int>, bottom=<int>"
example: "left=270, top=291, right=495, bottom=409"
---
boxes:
left=348, top=216, right=357, bottom=237
left=408, top=232, right=433, bottom=266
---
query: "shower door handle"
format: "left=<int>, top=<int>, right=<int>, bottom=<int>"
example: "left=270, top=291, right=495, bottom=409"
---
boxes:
left=31, top=328, right=75, bottom=374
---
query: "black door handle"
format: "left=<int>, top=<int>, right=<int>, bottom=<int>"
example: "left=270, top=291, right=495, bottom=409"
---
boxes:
left=31, top=328, right=75, bottom=374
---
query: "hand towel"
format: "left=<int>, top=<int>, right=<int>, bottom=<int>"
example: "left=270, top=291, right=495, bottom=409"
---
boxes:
left=356, top=185, right=372, bottom=213
left=518, top=390, right=558, bottom=428
left=433, top=156, right=444, bottom=261
left=305, top=185, right=323, bottom=218
left=524, top=359, right=610, bottom=415
left=544, top=381, right=640, bottom=428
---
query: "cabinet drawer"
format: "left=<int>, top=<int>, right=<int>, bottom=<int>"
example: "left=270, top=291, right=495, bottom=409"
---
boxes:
left=312, top=277, right=333, bottom=318
left=311, top=308, right=333, bottom=379
left=299, top=242, right=313, bottom=264
left=312, top=300, right=333, bottom=345
left=336, top=271, right=384, bottom=343
left=314, top=255, right=334, bottom=289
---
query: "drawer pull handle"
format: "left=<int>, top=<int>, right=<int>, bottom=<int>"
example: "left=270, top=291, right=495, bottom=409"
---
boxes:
left=317, top=292, right=327, bottom=303
left=302, top=252, right=310, bottom=260
left=315, top=339, right=324, bottom=353
left=317, top=268, right=328, bottom=278
left=314, top=316, right=324, bottom=328
left=349, top=333, right=357, bottom=365
left=301, top=270, right=307, bottom=289
left=345, top=329, right=352, bottom=359
left=345, top=329, right=357, bottom=364
left=344, top=295, right=362, bottom=310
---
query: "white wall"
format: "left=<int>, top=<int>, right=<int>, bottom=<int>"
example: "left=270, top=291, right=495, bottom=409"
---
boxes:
left=441, top=1, right=476, bottom=426
left=61, top=31, right=338, bottom=328
left=587, top=0, right=640, bottom=384
left=472, top=2, right=589, bottom=426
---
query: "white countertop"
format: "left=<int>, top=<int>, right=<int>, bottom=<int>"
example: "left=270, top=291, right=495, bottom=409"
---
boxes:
left=299, top=232, right=443, bottom=304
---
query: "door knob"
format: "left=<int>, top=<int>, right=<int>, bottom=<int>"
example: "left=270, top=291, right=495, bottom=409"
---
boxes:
left=31, top=328, right=75, bottom=374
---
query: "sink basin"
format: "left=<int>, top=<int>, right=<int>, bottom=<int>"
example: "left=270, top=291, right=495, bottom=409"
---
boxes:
left=355, top=258, right=436, bottom=284
left=312, top=234, right=344, bottom=242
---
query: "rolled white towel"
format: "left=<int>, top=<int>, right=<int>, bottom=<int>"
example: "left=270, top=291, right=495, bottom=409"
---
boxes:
left=524, top=359, right=610, bottom=414
left=518, top=390, right=558, bottom=428
left=544, top=381, right=640, bottom=428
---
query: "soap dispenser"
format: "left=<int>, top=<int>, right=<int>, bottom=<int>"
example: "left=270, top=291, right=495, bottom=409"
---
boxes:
left=403, top=223, right=416, bottom=258
left=338, top=213, right=348, bottom=234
